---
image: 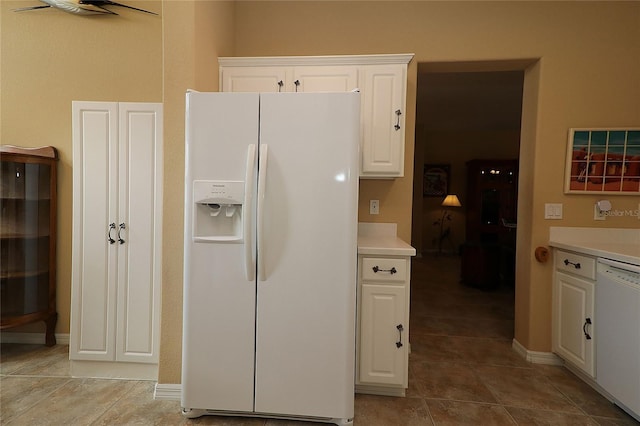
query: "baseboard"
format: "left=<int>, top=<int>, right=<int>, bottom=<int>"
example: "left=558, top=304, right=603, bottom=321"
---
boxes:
left=0, top=332, right=70, bottom=345
left=154, top=383, right=182, bottom=401
left=512, top=338, right=563, bottom=365
left=355, top=384, right=406, bottom=397
left=71, top=359, right=158, bottom=381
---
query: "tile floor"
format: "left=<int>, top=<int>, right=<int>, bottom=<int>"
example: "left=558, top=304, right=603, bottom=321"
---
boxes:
left=2, top=255, right=638, bottom=425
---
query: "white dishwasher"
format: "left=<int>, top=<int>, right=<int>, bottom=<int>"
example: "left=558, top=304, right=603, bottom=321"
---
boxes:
left=596, top=258, right=640, bottom=422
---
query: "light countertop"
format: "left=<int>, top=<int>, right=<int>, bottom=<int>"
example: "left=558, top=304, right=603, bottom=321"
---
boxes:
left=358, top=223, right=416, bottom=257
left=549, top=227, right=640, bottom=266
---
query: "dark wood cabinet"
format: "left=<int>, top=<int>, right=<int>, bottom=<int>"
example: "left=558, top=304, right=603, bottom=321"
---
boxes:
left=462, top=159, right=518, bottom=289
left=1, top=145, right=58, bottom=346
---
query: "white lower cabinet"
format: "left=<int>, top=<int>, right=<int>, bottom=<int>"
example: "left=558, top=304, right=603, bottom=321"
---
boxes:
left=552, top=249, right=596, bottom=378
left=356, top=255, right=410, bottom=396
left=70, top=101, right=163, bottom=380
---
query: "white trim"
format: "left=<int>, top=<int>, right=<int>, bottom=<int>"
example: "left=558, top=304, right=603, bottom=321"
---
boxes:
left=154, top=383, right=182, bottom=401
left=219, top=54, right=414, bottom=68
left=0, top=332, right=70, bottom=345
left=512, top=338, right=564, bottom=365
left=70, top=360, right=158, bottom=380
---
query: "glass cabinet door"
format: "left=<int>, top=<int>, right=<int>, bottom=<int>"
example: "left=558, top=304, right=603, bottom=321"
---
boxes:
left=1, top=161, right=51, bottom=316
left=1, top=146, right=58, bottom=346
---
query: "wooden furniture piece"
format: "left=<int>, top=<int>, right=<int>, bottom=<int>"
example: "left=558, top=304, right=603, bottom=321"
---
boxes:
left=461, top=159, right=518, bottom=289
left=70, top=102, right=162, bottom=379
left=219, top=54, right=413, bottom=179
left=1, top=145, right=58, bottom=346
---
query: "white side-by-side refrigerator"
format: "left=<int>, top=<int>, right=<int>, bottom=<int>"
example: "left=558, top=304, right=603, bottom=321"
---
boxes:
left=182, top=91, right=360, bottom=425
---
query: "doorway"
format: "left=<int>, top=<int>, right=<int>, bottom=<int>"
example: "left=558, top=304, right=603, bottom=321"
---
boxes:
left=411, top=64, right=526, bottom=339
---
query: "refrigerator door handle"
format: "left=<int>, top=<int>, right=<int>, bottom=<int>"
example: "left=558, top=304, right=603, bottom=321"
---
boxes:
left=244, top=144, right=257, bottom=281
left=257, top=143, right=268, bottom=281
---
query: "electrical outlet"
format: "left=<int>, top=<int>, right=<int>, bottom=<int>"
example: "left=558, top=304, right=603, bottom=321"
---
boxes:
left=370, top=199, right=380, bottom=215
left=594, top=205, right=606, bottom=221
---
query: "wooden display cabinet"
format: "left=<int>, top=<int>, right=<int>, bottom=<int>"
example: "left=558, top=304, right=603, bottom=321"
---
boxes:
left=1, top=145, right=58, bottom=346
left=461, top=159, right=518, bottom=289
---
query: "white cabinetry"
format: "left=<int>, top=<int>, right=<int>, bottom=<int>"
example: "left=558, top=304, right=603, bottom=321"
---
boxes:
left=220, top=66, right=288, bottom=93
left=552, top=249, right=596, bottom=378
left=357, top=256, right=410, bottom=394
left=70, top=101, right=163, bottom=380
left=219, top=54, right=413, bottom=178
left=359, top=65, right=406, bottom=177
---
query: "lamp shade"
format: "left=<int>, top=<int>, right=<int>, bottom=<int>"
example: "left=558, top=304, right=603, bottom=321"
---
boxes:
left=441, top=194, right=461, bottom=207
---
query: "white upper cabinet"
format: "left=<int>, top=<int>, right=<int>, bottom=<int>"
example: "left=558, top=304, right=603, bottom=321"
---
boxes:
left=359, top=65, right=406, bottom=177
left=219, top=54, right=413, bottom=178
left=221, top=66, right=290, bottom=93
left=292, top=66, right=358, bottom=92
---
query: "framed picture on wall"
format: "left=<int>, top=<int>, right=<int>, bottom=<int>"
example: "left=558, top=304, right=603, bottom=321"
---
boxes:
left=423, top=164, right=450, bottom=197
left=564, top=128, right=640, bottom=194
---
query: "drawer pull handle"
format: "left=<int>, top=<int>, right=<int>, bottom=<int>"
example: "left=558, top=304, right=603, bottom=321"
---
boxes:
left=563, top=259, right=581, bottom=269
left=117, top=222, right=126, bottom=244
left=396, top=324, right=404, bottom=348
left=583, top=318, right=592, bottom=340
left=394, top=109, right=402, bottom=131
left=372, top=266, right=397, bottom=274
left=107, top=223, right=116, bottom=244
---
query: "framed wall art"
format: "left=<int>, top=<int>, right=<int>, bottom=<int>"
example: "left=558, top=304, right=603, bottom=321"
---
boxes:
left=565, top=128, right=640, bottom=194
left=423, top=164, right=450, bottom=197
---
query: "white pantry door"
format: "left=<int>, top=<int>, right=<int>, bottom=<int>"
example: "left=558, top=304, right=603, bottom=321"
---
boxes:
left=71, top=101, right=162, bottom=366
left=116, top=103, right=163, bottom=364
left=71, top=102, right=118, bottom=361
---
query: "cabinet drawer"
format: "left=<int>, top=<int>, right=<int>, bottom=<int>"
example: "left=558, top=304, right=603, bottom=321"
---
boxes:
left=361, top=258, right=407, bottom=283
left=554, top=250, right=596, bottom=280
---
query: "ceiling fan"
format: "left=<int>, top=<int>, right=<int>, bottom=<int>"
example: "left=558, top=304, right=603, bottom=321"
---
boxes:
left=13, top=0, right=157, bottom=15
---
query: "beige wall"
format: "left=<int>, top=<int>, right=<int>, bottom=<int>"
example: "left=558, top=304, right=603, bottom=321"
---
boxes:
left=230, top=1, right=639, bottom=357
left=3, top=1, right=639, bottom=386
left=1, top=0, right=163, bottom=334
left=159, top=1, right=235, bottom=384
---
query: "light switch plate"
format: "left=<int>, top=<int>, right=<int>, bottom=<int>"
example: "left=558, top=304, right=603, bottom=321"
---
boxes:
left=544, top=203, right=563, bottom=219
left=594, top=204, right=606, bottom=221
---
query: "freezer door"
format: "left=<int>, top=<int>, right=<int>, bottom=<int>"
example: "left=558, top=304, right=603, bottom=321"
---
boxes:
left=254, top=92, right=359, bottom=420
left=182, top=92, right=259, bottom=411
